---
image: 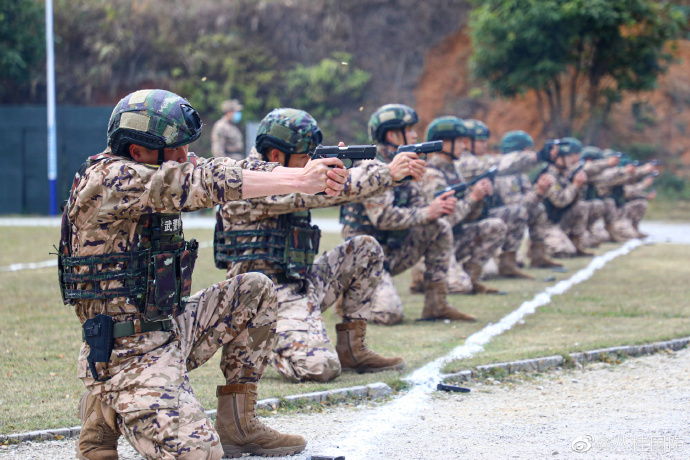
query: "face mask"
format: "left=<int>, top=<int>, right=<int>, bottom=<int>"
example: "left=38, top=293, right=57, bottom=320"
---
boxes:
left=233, top=111, right=242, bottom=124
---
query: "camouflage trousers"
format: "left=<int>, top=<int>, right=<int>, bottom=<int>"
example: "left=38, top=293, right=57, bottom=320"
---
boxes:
left=527, top=202, right=550, bottom=243
left=271, top=235, right=383, bottom=382
left=544, top=201, right=589, bottom=256
left=370, top=219, right=453, bottom=325
left=586, top=199, right=605, bottom=228
left=584, top=199, right=607, bottom=246
left=556, top=201, right=588, bottom=238
left=453, top=217, right=507, bottom=267
left=623, top=198, right=648, bottom=226
left=603, top=198, right=618, bottom=226
left=86, top=273, right=278, bottom=460
left=488, top=204, right=528, bottom=252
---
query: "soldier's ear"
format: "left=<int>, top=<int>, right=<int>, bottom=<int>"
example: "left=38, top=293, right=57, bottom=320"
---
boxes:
left=129, top=144, right=143, bottom=162
left=268, top=148, right=283, bottom=163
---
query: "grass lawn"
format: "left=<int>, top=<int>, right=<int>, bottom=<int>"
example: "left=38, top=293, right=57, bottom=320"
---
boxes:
left=0, top=224, right=689, bottom=435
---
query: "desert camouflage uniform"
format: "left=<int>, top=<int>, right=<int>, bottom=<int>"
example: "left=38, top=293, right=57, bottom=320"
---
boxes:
left=493, top=173, right=550, bottom=243
left=595, top=166, right=650, bottom=239
left=219, top=149, right=397, bottom=381
left=423, top=155, right=506, bottom=268
left=211, top=117, right=244, bottom=160
left=577, top=159, right=612, bottom=245
left=66, top=150, right=279, bottom=460
left=341, top=154, right=453, bottom=325
left=541, top=164, right=588, bottom=255
left=623, top=181, right=651, bottom=229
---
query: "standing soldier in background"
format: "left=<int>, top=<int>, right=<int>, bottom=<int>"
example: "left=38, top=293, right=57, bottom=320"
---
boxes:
left=215, top=108, right=422, bottom=382
left=496, top=130, right=562, bottom=268
left=58, top=90, right=347, bottom=460
left=341, top=104, right=477, bottom=325
left=211, top=99, right=245, bottom=160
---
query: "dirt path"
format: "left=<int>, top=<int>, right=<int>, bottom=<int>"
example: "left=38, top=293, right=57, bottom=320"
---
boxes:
left=2, top=347, right=688, bottom=460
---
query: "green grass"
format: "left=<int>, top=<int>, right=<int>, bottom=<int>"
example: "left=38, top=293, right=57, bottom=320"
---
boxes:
left=645, top=198, right=690, bottom=221
left=1, top=224, right=689, bottom=435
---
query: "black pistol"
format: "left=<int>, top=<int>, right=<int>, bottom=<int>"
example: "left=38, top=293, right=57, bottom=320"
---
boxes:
left=309, top=144, right=377, bottom=169
left=396, top=140, right=443, bottom=181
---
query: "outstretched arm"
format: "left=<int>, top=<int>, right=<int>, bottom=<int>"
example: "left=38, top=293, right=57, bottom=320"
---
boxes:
left=241, top=157, right=348, bottom=198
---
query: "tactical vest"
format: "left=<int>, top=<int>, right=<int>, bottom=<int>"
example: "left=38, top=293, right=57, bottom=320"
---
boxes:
left=57, top=155, right=198, bottom=322
left=340, top=184, right=411, bottom=248
left=611, top=185, right=626, bottom=208
left=214, top=210, right=320, bottom=282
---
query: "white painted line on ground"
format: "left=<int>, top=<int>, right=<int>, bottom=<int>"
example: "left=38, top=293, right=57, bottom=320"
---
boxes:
left=334, top=239, right=643, bottom=460
left=0, top=259, right=58, bottom=272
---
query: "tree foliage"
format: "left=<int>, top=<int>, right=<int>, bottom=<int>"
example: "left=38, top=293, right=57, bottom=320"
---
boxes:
left=469, top=0, right=688, bottom=142
left=0, top=0, right=45, bottom=103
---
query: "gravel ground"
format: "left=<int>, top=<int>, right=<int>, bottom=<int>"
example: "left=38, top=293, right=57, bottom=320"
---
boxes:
left=2, top=347, right=688, bottom=460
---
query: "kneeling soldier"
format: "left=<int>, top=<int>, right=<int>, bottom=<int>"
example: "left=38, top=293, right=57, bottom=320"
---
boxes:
left=215, top=108, right=420, bottom=382
left=58, top=90, right=346, bottom=459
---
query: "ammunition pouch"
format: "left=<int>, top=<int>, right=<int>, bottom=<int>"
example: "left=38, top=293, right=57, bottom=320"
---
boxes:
left=59, top=212, right=198, bottom=321
left=543, top=198, right=575, bottom=224
left=214, top=211, right=320, bottom=282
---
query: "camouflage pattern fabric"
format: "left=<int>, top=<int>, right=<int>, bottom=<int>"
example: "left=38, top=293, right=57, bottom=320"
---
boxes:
left=583, top=199, right=606, bottom=245
left=421, top=155, right=507, bottom=269
left=65, top=150, right=280, bottom=459
left=217, top=150, right=396, bottom=379
left=410, top=254, right=473, bottom=295
left=623, top=198, right=649, bottom=229
left=357, top=218, right=453, bottom=325
left=493, top=173, right=551, bottom=243
left=453, top=218, right=507, bottom=267
left=271, top=236, right=384, bottom=382
left=487, top=203, right=528, bottom=252
left=211, top=117, right=244, bottom=160
left=116, top=273, right=277, bottom=460
left=220, top=148, right=396, bottom=279
left=454, top=149, right=537, bottom=182
left=422, top=156, right=482, bottom=227
left=543, top=225, right=577, bottom=257
left=255, top=108, right=322, bottom=156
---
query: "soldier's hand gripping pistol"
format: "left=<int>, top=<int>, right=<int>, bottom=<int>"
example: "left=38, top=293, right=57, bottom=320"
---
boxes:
left=434, top=167, right=498, bottom=199
left=309, top=144, right=377, bottom=195
left=395, top=140, right=443, bottom=181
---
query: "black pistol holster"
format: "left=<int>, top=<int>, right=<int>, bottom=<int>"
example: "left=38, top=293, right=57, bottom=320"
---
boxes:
left=83, top=314, right=115, bottom=382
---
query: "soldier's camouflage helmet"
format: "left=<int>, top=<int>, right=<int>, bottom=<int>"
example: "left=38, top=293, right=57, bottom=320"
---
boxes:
left=580, top=146, right=604, bottom=161
left=500, top=130, right=534, bottom=154
left=558, top=137, right=583, bottom=156
left=425, top=116, right=467, bottom=141
left=255, top=108, right=323, bottom=156
left=107, top=89, right=202, bottom=156
left=464, top=119, right=490, bottom=140
left=368, top=104, right=418, bottom=143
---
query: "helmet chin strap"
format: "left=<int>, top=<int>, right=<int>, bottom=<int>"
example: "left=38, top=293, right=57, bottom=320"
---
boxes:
left=157, top=148, right=165, bottom=165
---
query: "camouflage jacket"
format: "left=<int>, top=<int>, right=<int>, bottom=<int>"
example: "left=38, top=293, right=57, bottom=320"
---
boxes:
left=341, top=145, right=432, bottom=238
left=421, top=155, right=482, bottom=227
left=493, top=173, right=538, bottom=207
left=454, top=149, right=537, bottom=182
left=542, top=164, right=581, bottom=208
left=65, top=149, right=277, bottom=409
left=594, top=166, right=649, bottom=198
left=625, top=180, right=652, bottom=200
left=211, top=117, right=244, bottom=158
left=219, top=148, right=398, bottom=279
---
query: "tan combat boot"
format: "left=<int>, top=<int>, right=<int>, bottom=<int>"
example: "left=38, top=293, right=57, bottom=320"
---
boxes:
left=420, top=281, right=477, bottom=322
left=215, top=383, right=306, bottom=458
left=570, top=235, right=595, bottom=257
left=409, top=263, right=425, bottom=294
left=498, top=251, right=535, bottom=279
left=605, top=224, right=628, bottom=243
left=465, top=262, right=500, bottom=294
left=336, top=320, right=405, bottom=373
left=76, top=391, right=120, bottom=460
left=528, top=241, right=563, bottom=269
left=632, top=221, right=648, bottom=238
